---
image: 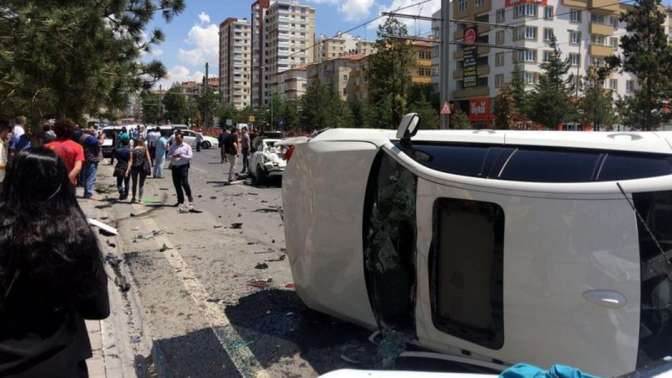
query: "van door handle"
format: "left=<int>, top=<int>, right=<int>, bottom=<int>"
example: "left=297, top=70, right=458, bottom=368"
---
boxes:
left=582, top=290, right=627, bottom=309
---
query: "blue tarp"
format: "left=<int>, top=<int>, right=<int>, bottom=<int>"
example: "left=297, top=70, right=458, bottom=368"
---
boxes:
left=501, top=364, right=601, bottom=378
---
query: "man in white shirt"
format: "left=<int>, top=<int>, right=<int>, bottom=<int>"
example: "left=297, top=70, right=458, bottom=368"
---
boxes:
left=168, top=132, right=194, bottom=213
left=9, top=116, right=26, bottom=157
left=0, top=121, right=11, bottom=189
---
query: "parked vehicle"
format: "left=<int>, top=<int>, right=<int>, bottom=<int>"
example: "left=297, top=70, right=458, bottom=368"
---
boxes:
left=281, top=114, right=672, bottom=377
left=249, top=138, right=287, bottom=185
left=101, top=125, right=129, bottom=157
left=170, top=129, right=218, bottom=149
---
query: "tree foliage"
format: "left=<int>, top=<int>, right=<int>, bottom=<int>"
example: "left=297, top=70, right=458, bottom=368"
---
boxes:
left=608, top=0, right=672, bottom=129
left=579, top=67, right=616, bottom=130
left=494, top=85, right=517, bottom=129
left=450, top=108, right=471, bottom=129
left=367, top=17, right=414, bottom=128
left=162, top=85, right=189, bottom=124
left=0, top=0, right=184, bottom=125
left=300, top=80, right=351, bottom=130
left=140, top=92, right=162, bottom=124
left=527, top=36, right=576, bottom=129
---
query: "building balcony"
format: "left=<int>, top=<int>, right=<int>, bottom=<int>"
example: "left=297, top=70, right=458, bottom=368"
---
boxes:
left=453, top=86, right=489, bottom=99
left=590, top=22, right=615, bottom=35
left=562, top=0, right=588, bottom=8
left=590, top=0, right=620, bottom=13
left=590, top=44, right=615, bottom=56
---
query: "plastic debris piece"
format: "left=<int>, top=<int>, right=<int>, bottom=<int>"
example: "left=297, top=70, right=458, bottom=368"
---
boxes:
left=248, top=278, right=272, bottom=289
left=255, top=263, right=269, bottom=270
left=231, top=223, right=243, bottom=229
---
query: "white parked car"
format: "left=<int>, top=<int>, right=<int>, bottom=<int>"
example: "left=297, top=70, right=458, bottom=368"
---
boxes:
left=172, top=129, right=218, bottom=149
left=249, top=138, right=287, bottom=184
left=282, top=114, right=672, bottom=377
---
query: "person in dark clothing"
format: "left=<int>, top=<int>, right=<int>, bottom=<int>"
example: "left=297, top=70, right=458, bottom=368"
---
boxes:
left=0, top=148, right=109, bottom=378
left=113, top=135, right=131, bottom=201
left=126, top=138, right=152, bottom=203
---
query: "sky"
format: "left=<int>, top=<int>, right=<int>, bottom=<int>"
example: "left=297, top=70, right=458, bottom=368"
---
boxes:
left=145, top=0, right=440, bottom=89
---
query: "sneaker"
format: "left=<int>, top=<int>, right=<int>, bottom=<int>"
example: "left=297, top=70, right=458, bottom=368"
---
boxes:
left=178, top=204, right=189, bottom=213
left=187, top=202, right=194, bottom=212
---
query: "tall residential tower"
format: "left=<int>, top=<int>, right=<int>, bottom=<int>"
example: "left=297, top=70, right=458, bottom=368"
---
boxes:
left=219, top=18, right=252, bottom=109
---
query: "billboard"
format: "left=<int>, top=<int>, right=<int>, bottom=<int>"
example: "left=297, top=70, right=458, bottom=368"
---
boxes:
left=468, top=97, right=494, bottom=122
left=462, top=26, right=478, bottom=88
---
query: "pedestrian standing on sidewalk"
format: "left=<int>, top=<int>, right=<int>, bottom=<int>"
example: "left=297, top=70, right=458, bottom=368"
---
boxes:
left=224, top=128, right=239, bottom=183
left=195, top=131, right=203, bottom=152
left=126, top=138, right=152, bottom=203
left=113, top=135, right=131, bottom=201
left=147, top=127, right=161, bottom=162
left=168, top=132, right=194, bottom=213
left=0, top=148, right=109, bottom=378
left=8, top=116, right=26, bottom=160
left=45, top=119, right=84, bottom=186
left=153, top=132, right=168, bottom=178
left=0, top=121, right=10, bottom=193
left=218, top=129, right=229, bottom=164
left=76, top=128, right=104, bottom=199
left=240, top=127, right=250, bottom=175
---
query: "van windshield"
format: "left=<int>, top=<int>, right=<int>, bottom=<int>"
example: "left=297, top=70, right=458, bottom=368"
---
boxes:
left=633, top=190, right=672, bottom=367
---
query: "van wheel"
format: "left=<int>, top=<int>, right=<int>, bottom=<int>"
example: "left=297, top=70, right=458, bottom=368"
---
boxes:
left=202, top=141, right=211, bottom=149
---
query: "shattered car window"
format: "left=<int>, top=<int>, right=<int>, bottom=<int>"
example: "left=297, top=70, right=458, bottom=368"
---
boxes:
left=633, top=191, right=672, bottom=367
left=363, top=152, right=418, bottom=333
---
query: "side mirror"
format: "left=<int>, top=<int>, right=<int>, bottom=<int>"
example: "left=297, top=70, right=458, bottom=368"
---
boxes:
left=396, top=113, right=420, bottom=145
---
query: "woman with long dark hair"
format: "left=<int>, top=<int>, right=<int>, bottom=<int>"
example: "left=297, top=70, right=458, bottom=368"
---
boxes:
left=127, top=138, right=152, bottom=203
left=0, top=148, right=109, bottom=377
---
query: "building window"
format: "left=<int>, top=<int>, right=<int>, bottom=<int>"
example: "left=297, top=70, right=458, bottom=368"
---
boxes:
left=524, top=71, right=538, bottom=85
left=570, top=8, right=582, bottom=24
left=569, top=30, right=582, bottom=45
left=609, top=78, right=618, bottom=90
left=458, top=0, right=468, bottom=12
left=591, top=34, right=606, bottom=45
left=495, top=52, right=505, bottom=66
left=544, top=6, right=554, bottom=19
left=496, top=8, right=506, bottom=23
left=496, top=30, right=505, bottom=45
left=611, top=16, right=620, bottom=28
left=543, top=50, right=553, bottom=62
left=610, top=37, right=619, bottom=48
left=431, top=198, right=505, bottom=350
left=543, top=28, right=554, bottom=42
left=626, top=80, right=635, bottom=93
left=518, top=49, right=537, bottom=63
left=475, top=0, right=484, bottom=7
left=513, top=3, right=538, bottom=18
left=569, top=53, right=580, bottom=66
left=495, top=74, right=505, bottom=88
left=514, top=26, right=537, bottom=41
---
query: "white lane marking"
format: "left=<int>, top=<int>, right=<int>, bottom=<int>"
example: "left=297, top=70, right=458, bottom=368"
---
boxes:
left=141, top=217, right=269, bottom=378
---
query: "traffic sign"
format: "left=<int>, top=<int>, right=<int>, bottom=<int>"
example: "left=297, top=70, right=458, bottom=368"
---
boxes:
left=441, top=102, right=452, bottom=116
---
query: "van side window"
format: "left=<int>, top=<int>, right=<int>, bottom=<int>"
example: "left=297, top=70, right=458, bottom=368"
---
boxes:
left=431, top=198, right=504, bottom=349
left=363, top=152, right=417, bottom=333
left=598, top=153, right=672, bottom=181
left=406, top=143, right=491, bottom=177
left=499, top=148, right=602, bottom=182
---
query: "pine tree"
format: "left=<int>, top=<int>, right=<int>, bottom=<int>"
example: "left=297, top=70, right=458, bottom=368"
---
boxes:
left=494, top=85, right=517, bottom=129
left=451, top=108, right=471, bottom=129
left=527, top=36, right=576, bottom=129
left=579, top=67, right=616, bottom=130
left=162, top=85, right=189, bottom=124
left=608, top=0, right=672, bottom=130
left=510, top=63, right=528, bottom=118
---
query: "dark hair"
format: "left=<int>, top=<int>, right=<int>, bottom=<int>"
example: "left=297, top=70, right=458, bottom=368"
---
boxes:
left=52, top=119, right=76, bottom=139
left=0, top=120, right=10, bottom=133
left=155, top=127, right=161, bottom=132
left=0, top=148, right=104, bottom=306
left=175, top=131, right=183, bottom=137
left=134, top=138, right=145, bottom=148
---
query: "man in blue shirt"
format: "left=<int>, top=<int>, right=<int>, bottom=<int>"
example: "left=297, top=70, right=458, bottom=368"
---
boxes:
left=153, top=133, right=168, bottom=178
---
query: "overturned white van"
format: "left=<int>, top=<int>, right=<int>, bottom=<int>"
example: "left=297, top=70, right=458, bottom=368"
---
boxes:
left=281, top=117, right=672, bottom=377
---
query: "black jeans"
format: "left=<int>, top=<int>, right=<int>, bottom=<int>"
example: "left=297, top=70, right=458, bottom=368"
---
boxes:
left=171, top=164, right=193, bottom=204
left=130, top=166, right=147, bottom=200
left=116, top=175, right=130, bottom=199
left=241, top=149, right=249, bottom=173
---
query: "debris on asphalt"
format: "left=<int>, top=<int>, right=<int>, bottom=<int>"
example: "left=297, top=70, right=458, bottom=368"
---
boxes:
left=88, top=218, right=119, bottom=236
left=255, top=263, right=269, bottom=270
left=210, top=196, right=217, bottom=200
left=260, top=200, right=268, bottom=204
left=272, top=239, right=276, bottom=244
left=248, top=278, right=273, bottom=289
left=285, top=283, right=296, bottom=289
left=213, top=225, right=223, bottom=229
left=115, top=276, right=131, bottom=292
left=160, top=243, right=171, bottom=252
left=254, top=250, right=275, bottom=255
left=254, top=207, right=281, bottom=213
left=106, top=240, right=117, bottom=248
left=189, top=208, right=203, bottom=214
left=247, top=192, right=259, bottom=196
left=266, top=255, right=286, bottom=262
left=159, top=187, right=169, bottom=191
left=247, top=242, right=257, bottom=245
left=231, top=223, right=243, bottom=229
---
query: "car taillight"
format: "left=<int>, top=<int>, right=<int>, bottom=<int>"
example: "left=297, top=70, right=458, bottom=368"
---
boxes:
left=284, top=145, right=295, bottom=161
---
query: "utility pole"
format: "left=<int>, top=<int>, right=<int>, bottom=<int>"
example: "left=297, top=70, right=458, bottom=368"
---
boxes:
left=203, top=62, right=210, bottom=129
left=440, top=0, right=451, bottom=129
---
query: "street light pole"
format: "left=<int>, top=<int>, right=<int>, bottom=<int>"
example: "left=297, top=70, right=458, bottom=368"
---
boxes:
left=440, top=0, right=451, bottom=129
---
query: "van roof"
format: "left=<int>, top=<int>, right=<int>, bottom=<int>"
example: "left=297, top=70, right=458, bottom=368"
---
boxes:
left=310, top=129, right=672, bottom=154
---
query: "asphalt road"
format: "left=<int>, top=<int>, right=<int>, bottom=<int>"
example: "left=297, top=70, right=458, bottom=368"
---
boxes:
left=88, top=148, right=492, bottom=378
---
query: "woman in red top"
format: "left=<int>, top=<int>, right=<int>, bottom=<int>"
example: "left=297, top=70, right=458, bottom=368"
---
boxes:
left=45, top=119, right=84, bottom=185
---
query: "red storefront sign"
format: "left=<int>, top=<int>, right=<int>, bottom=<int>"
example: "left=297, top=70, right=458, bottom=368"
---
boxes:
left=469, top=97, right=494, bottom=122
left=505, top=0, right=547, bottom=7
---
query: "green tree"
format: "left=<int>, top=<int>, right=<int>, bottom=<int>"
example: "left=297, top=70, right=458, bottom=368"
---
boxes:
left=527, top=36, right=576, bottom=129
left=579, top=67, right=616, bottom=131
left=348, top=98, right=370, bottom=128
left=451, top=108, right=471, bottom=129
left=194, top=89, right=220, bottom=128
left=607, top=0, right=672, bottom=130
left=217, top=104, right=238, bottom=127
left=367, top=17, right=414, bottom=128
left=407, top=86, right=440, bottom=129
left=494, top=85, right=517, bottom=129
left=510, top=63, right=528, bottom=118
left=140, top=92, right=162, bottom=124
left=162, top=85, right=189, bottom=124
left=300, top=80, right=351, bottom=130
left=0, top=1, right=183, bottom=125
left=281, top=100, right=300, bottom=130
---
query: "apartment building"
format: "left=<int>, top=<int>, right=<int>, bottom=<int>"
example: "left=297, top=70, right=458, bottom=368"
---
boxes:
left=411, top=39, right=435, bottom=85
left=274, top=66, right=308, bottom=101
left=307, top=55, right=366, bottom=101
left=260, top=0, right=316, bottom=105
left=180, top=78, right=219, bottom=97
left=431, top=0, right=647, bottom=127
left=219, top=18, right=251, bottom=109
left=314, top=34, right=378, bottom=63
left=251, top=0, right=270, bottom=108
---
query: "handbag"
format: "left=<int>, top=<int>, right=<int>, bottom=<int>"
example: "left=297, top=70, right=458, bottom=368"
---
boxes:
left=143, top=157, right=151, bottom=176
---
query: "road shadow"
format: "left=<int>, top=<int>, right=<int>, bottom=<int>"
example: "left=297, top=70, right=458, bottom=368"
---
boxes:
left=224, top=288, right=374, bottom=374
